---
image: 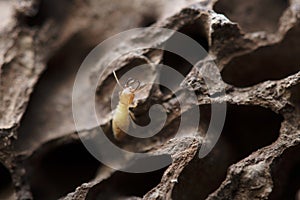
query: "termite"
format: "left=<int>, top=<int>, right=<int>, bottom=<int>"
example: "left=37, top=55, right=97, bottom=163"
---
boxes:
left=112, top=71, right=140, bottom=141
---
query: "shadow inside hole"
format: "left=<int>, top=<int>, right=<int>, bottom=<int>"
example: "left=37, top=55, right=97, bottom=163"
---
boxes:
left=269, top=144, right=300, bottom=200
left=221, top=24, right=300, bottom=87
left=178, top=19, right=209, bottom=52
left=0, top=163, right=15, bottom=200
left=214, top=0, right=288, bottom=33
left=172, top=104, right=283, bottom=200
left=172, top=139, right=236, bottom=200
left=159, top=52, right=193, bottom=95
left=159, top=19, right=209, bottom=94
left=139, top=15, right=157, bottom=27
left=26, top=141, right=101, bottom=200
left=221, top=105, right=283, bottom=159
left=86, top=163, right=168, bottom=200
left=19, top=0, right=75, bottom=27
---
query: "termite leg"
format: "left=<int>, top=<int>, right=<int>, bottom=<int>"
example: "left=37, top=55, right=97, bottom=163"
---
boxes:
left=129, top=101, right=138, bottom=109
left=129, top=110, right=137, bottom=129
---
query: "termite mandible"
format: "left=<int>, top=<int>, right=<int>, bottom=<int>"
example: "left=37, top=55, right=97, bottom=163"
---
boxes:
left=112, top=71, right=140, bottom=141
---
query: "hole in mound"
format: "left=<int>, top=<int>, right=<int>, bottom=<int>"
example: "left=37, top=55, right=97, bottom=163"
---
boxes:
left=139, top=15, right=158, bottom=27
left=198, top=104, right=283, bottom=160
left=160, top=19, right=209, bottom=94
left=86, top=164, right=168, bottom=199
left=214, top=0, right=288, bottom=33
left=221, top=27, right=300, bottom=87
left=172, top=139, right=236, bottom=200
left=222, top=105, right=283, bottom=159
left=177, top=19, right=209, bottom=52
left=172, top=104, right=283, bottom=199
left=0, top=163, right=15, bottom=200
left=26, top=141, right=100, bottom=200
left=269, top=144, right=300, bottom=200
left=159, top=52, right=194, bottom=95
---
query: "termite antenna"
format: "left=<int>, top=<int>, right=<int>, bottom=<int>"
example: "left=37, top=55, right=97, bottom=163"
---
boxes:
left=113, top=70, right=124, bottom=89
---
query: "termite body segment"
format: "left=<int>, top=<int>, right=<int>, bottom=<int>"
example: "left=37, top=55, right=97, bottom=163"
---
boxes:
left=112, top=87, right=135, bottom=140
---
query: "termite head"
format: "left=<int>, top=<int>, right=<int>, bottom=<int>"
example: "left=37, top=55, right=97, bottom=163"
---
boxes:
left=113, top=71, right=140, bottom=105
left=119, top=87, right=135, bottom=104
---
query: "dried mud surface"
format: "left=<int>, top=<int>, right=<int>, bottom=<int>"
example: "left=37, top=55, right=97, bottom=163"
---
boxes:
left=0, top=0, right=300, bottom=199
